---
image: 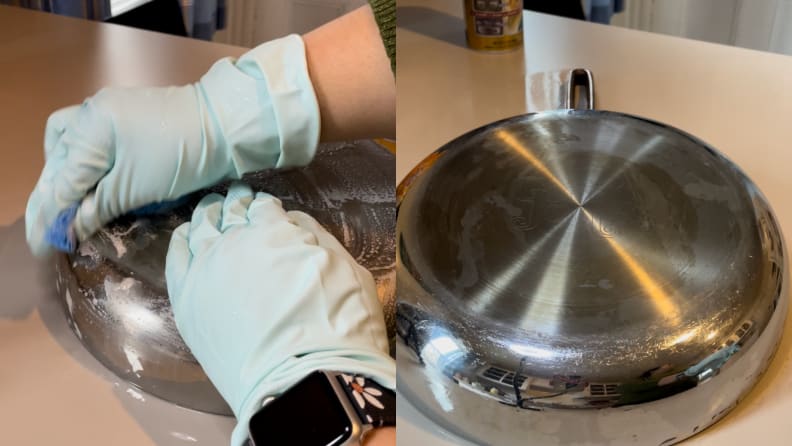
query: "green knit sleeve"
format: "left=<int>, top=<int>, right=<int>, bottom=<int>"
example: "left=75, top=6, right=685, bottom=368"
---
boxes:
left=368, top=0, right=395, bottom=73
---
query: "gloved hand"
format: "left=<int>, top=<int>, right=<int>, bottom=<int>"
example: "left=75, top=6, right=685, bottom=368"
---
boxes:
left=165, top=182, right=395, bottom=446
left=26, top=34, right=320, bottom=256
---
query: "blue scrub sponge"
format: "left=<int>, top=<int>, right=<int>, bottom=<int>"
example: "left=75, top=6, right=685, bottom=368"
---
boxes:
left=45, top=196, right=191, bottom=253
left=44, top=203, right=79, bottom=253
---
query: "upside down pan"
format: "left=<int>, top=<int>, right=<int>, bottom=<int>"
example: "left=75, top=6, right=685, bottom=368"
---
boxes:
left=396, top=69, right=787, bottom=445
left=56, top=141, right=396, bottom=415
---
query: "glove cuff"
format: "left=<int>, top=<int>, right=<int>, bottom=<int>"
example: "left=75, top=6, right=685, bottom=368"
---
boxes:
left=199, top=34, right=321, bottom=177
left=230, top=352, right=395, bottom=446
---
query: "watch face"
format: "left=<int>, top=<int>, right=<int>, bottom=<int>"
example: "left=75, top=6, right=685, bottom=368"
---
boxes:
left=249, top=372, right=353, bottom=445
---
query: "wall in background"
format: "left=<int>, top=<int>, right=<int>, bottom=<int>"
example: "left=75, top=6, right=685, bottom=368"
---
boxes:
left=612, top=0, right=792, bottom=56
left=212, top=0, right=367, bottom=48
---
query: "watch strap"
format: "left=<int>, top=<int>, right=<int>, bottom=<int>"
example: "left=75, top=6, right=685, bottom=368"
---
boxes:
left=336, top=373, right=396, bottom=427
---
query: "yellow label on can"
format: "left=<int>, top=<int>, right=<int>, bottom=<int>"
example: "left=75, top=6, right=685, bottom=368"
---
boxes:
left=464, top=0, right=523, bottom=51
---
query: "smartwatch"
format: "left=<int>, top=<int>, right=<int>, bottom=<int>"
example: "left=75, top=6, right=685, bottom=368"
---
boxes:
left=248, top=371, right=396, bottom=445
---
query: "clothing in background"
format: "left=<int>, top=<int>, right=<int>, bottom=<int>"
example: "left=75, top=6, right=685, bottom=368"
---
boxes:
left=0, top=0, right=225, bottom=40
left=105, top=0, right=188, bottom=37
left=180, top=0, right=225, bottom=40
left=524, top=0, right=624, bottom=24
left=523, top=0, right=585, bottom=21
left=0, top=0, right=103, bottom=17
left=369, top=0, right=395, bottom=72
left=582, top=0, right=625, bottom=24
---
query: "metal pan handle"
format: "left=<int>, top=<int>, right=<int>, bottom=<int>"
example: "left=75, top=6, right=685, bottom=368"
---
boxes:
left=564, top=68, right=595, bottom=110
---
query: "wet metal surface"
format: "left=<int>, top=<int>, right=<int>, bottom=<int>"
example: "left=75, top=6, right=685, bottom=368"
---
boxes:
left=56, top=140, right=395, bottom=415
left=396, top=111, right=787, bottom=445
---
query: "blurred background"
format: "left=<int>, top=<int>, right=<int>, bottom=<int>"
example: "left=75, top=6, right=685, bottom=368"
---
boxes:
left=0, top=0, right=368, bottom=45
left=525, top=0, right=792, bottom=57
left=2, top=0, right=791, bottom=56
left=612, top=0, right=792, bottom=57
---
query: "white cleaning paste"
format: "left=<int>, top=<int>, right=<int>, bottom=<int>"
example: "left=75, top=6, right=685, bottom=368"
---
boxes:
left=102, top=221, right=142, bottom=258
left=123, top=345, right=144, bottom=373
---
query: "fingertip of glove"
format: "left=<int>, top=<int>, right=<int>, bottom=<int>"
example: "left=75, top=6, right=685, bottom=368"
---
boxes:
left=251, top=191, right=282, bottom=208
left=196, top=192, right=226, bottom=208
left=165, top=221, right=192, bottom=301
left=284, top=210, right=320, bottom=231
left=188, top=194, right=225, bottom=246
left=253, top=190, right=276, bottom=200
left=227, top=180, right=254, bottom=197
left=166, top=221, right=190, bottom=242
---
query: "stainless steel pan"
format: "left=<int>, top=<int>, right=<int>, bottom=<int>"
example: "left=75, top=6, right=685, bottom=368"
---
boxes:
left=396, top=69, right=787, bottom=445
left=56, top=140, right=396, bottom=415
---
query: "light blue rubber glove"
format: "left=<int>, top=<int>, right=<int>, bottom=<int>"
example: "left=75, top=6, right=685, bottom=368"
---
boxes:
left=26, top=34, right=320, bottom=256
left=165, top=182, right=395, bottom=446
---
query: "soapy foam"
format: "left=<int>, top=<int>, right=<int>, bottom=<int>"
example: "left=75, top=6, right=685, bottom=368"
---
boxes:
left=77, top=239, right=101, bottom=261
left=102, top=221, right=142, bottom=258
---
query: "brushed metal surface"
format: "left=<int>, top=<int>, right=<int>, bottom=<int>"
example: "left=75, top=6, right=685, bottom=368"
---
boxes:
left=56, top=140, right=395, bottom=415
left=396, top=110, right=786, bottom=445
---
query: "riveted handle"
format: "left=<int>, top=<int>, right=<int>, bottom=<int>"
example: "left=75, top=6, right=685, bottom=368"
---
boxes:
left=564, top=68, right=595, bottom=110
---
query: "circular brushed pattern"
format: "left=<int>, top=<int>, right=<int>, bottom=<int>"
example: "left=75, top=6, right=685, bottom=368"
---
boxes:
left=396, top=111, right=786, bottom=445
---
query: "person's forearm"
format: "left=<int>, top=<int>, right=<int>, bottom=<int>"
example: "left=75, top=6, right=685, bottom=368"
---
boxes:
left=303, top=5, right=395, bottom=141
left=363, top=426, right=396, bottom=446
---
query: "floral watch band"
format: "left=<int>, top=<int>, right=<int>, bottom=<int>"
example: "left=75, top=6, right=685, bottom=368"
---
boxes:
left=337, top=373, right=396, bottom=427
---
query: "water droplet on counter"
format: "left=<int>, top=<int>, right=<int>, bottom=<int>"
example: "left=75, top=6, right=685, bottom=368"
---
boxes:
left=126, top=387, right=146, bottom=402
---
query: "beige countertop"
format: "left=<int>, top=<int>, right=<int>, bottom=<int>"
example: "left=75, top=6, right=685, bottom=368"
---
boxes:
left=0, top=6, right=243, bottom=445
left=396, top=1, right=792, bottom=445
